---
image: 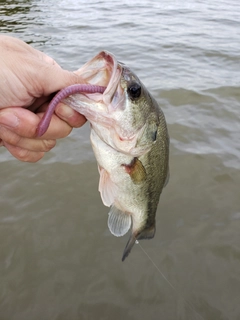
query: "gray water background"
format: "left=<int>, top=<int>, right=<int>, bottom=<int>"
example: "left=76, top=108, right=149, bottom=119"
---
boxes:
left=0, top=0, right=240, bottom=319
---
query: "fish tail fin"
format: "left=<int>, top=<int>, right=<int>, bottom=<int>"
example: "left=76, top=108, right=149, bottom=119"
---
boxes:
left=137, top=224, right=156, bottom=240
left=122, top=234, right=136, bottom=262
left=122, top=224, right=156, bottom=262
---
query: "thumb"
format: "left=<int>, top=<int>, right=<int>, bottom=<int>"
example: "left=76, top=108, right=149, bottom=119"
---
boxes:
left=39, top=65, right=84, bottom=96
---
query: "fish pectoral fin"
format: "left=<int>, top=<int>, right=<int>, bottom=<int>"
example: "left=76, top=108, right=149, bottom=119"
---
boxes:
left=108, top=206, right=131, bottom=237
left=98, top=167, right=117, bottom=207
left=123, top=157, right=147, bottom=185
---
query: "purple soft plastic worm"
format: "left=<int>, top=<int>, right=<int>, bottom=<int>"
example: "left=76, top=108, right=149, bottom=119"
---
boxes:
left=36, top=84, right=106, bottom=137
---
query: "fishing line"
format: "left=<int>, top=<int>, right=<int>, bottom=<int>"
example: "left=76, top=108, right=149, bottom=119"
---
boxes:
left=137, top=242, right=205, bottom=320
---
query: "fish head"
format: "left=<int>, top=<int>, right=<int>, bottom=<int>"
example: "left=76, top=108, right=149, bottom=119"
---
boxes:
left=108, top=63, right=160, bottom=156
left=70, top=51, right=160, bottom=157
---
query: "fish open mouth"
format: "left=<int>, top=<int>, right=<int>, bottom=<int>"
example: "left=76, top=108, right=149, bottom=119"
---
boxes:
left=75, top=51, right=123, bottom=107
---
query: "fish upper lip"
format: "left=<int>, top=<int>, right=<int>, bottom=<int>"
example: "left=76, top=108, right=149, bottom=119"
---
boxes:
left=100, top=51, right=123, bottom=106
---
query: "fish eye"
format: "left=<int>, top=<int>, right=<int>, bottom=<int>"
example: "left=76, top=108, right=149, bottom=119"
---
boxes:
left=127, top=82, right=141, bottom=99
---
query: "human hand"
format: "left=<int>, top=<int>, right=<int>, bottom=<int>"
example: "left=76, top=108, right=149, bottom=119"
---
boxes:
left=0, top=35, right=86, bottom=162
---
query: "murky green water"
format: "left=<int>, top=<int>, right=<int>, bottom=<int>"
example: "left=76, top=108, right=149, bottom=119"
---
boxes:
left=0, top=1, right=240, bottom=319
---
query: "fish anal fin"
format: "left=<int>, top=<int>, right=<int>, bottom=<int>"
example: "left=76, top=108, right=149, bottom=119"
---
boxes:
left=108, top=206, right=131, bottom=237
left=99, top=167, right=117, bottom=207
left=122, top=157, right=147, bottom=184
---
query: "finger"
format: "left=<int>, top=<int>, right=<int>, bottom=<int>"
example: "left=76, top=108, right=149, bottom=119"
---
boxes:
left=36, top=112, right=73, bottom=139
left=38, top=52, right=61, bottom=67
left=55, top=103, right=87, bottom=128
left=37, top=100, right=87, bottom=129
left=3, top=142, right=45, bottom=163
left=32, top=62, right=85, bottom=97
left=0, top=126, right=56, bottom=152
left=0, top=108, right=37, bottom=138
left=0, top=108, right=73, bottom=140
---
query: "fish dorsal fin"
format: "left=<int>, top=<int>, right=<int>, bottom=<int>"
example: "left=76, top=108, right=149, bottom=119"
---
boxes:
left=108, top=206, right=131, bottom=237
left=98, top=167, right=117, bottom=207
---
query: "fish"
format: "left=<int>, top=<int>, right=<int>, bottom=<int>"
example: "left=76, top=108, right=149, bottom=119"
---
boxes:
left=37, top=51, right=170, bottom=261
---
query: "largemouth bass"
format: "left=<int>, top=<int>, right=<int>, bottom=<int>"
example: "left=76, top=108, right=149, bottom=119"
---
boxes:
left=37, top=51, right=169, bottom=261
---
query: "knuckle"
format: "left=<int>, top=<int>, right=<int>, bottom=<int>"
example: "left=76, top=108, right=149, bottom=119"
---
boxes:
left=65, top=126, right=72, bottom=137
left=0, top=127, right=22, bottom=146
left=8, top=134, right=22, bottom=146
left=14, top=148, right=44, bottom=163
left=57, top=126, right=72, bottom=139
left=29, top=153, right=45, bottom=163
left=14, top=148, right=31, bottom=161
left=42, top=139, right=56, bottom=151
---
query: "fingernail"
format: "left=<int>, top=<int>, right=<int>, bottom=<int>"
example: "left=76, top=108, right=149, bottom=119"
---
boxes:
left=0, top=112, right=19, bottom=128
left=57, top=104, right=75, bottom=119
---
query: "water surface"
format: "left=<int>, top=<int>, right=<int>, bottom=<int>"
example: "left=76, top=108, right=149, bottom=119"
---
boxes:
left=0, top=1, right=240, bottom=319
